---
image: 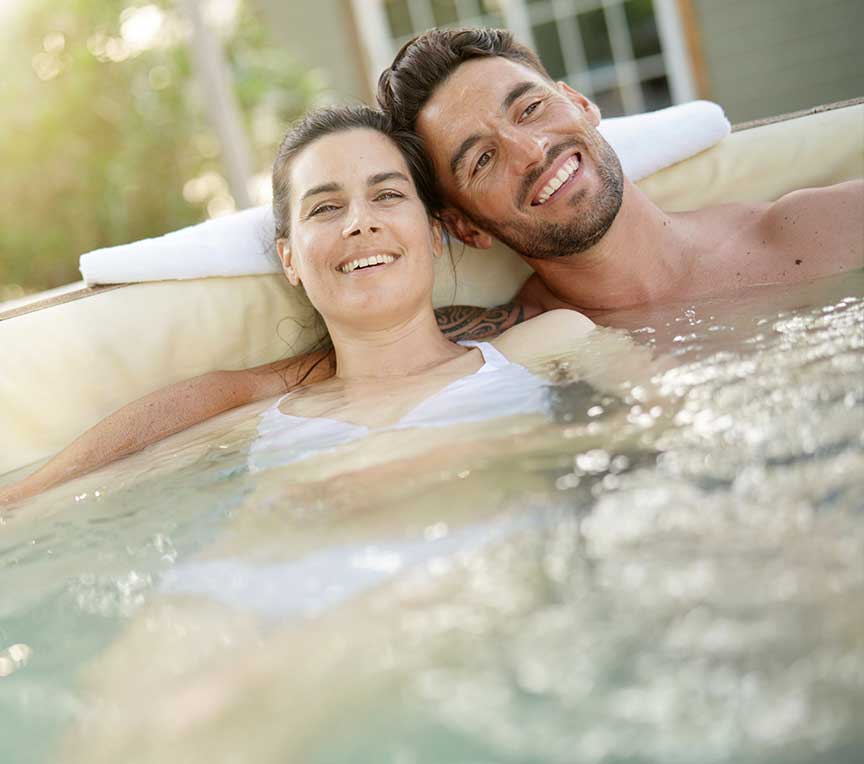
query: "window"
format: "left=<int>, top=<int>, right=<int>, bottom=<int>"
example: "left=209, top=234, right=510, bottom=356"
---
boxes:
left=351, top=0, right=696, bottom=115
left=383, top=0, right=505, bottom=43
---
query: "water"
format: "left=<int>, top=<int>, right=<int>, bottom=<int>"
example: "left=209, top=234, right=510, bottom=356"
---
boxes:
left=1, top=272, right=862, bottom=763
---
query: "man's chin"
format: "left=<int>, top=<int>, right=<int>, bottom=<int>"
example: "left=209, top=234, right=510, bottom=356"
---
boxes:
left=485, top=213, right=618, bottom=260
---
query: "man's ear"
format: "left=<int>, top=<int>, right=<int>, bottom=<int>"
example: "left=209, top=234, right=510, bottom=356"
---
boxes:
left=441, top=208, right=493, bottom=250
left=276, top=238, right=301, bottom=286
left=557, top=81, right=601, bottom=126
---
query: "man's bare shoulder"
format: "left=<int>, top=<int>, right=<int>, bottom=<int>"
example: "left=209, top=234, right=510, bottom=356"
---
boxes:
left=764, top=180, right=863, bottom=243
left=746, top=180, right=863, bottom=276
left=767, top=179, right=862, bottom=218
left=492, top=309, right=595, bottom=360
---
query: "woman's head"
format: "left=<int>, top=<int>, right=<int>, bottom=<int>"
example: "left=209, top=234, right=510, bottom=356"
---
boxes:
left=272, top=107, right=444, bottom=332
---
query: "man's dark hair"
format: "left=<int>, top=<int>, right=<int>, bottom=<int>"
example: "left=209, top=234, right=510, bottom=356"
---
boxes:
left=377, top=27, right=551, bottom=131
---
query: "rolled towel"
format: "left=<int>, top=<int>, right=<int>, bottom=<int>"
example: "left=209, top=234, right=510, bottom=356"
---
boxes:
left=80, top=100, right=730, bottom=286
left=80, top=205, right=280, bottom=286
left=599, top=100, right=730, bottom=181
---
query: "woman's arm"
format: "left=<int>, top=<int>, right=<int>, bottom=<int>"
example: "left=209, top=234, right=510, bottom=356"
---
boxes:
left=0, top=350, right=334, bottom=507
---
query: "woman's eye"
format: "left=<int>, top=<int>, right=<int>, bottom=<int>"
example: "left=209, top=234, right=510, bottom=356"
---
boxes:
left=474, top=150, right=493, bottom=173
left=375, top=190, right=404, bottom=201
left=309, top=203, right=339, bottom=217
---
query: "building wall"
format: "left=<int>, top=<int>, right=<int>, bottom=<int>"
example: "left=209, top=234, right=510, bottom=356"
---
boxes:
left=252, top=0, right=371, bottom=103
left=692, top=0, right=863, bottom=122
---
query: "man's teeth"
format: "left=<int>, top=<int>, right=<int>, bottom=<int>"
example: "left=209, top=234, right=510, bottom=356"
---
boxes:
left=535, top=156, right=580, bottom=205
left=339, top=253, right=396, bottom=273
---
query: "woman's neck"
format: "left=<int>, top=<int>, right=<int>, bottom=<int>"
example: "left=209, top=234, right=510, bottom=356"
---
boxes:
left=327, top=309, right=467, bottom=381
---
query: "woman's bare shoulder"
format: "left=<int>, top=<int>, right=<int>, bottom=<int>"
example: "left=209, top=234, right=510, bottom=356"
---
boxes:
left=491, top=309, right=595, bottom=359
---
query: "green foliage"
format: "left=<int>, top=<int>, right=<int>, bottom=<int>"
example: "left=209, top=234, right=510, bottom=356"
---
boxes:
left=0, top=0, right=320, bottom=295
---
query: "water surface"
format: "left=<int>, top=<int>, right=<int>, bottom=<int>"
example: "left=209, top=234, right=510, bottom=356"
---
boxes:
left=1, top=271, right=862, bottom=763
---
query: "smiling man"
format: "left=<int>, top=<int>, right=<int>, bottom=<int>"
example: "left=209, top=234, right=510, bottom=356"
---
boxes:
left=377, top=27, right=863, bottom=320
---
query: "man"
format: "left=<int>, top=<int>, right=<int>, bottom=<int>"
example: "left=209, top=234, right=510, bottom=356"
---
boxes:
left=377, top=27, right=863, bottom=322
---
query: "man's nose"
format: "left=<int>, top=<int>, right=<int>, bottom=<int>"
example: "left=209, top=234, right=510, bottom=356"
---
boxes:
left=502, top=127, right=547, bottom=172
left=342, top=202, right=381, bottom=239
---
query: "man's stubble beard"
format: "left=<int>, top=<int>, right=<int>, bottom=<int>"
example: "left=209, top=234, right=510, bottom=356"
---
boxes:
left=465, top=134, right=624, bottom=261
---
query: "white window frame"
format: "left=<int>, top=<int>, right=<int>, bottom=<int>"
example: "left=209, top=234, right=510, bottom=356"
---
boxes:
left=351, top=0, right=695, bottom=113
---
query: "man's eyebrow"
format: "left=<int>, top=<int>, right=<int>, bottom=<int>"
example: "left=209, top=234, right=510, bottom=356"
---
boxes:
left=502, top=81, right=536, bottom=111
left=368, top=171, right=409, bottom=186
left=300, top=182, right=340, bottom=202
left=450, top=134, right=481, bottom=184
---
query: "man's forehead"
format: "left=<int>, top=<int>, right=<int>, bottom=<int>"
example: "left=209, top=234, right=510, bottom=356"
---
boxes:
left=417, top=57, right=548, bottom=170
left=421, top=57, right=545, bottom=124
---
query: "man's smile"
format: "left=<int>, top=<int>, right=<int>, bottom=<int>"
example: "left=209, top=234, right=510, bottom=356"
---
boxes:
left=531, top=152, right=582, bottom=207
left=515, top=140, right=581, bottom=209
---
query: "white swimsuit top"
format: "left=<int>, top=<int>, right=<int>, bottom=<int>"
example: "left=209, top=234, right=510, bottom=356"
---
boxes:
left=248, top=341, right=550, bottom=472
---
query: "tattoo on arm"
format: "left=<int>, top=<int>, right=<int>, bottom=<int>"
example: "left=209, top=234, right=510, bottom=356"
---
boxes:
left=435, top=301, right=528, bottom=341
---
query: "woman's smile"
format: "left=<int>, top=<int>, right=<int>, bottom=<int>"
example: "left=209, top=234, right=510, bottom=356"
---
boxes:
left=338, top=252, right=401, bottom=274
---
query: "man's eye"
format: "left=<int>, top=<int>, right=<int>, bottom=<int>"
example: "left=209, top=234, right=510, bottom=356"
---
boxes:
left=521, top=100, right=542, bottom=119
left=375, top=190, right=404, bottom=201
left=474, top=150, right=493, bottom=173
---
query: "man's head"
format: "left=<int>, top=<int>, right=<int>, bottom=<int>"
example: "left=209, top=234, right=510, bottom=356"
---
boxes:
left=377, top=27, right=623, bottom=260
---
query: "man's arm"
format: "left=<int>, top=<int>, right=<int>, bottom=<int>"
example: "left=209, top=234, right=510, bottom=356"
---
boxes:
left=434, top=300, right=541, bottom=341
left=0, top=349, right=334, bottom=507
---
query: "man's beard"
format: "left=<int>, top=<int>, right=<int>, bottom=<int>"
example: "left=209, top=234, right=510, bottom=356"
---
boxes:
left=466, top=135, right=624, bottom=260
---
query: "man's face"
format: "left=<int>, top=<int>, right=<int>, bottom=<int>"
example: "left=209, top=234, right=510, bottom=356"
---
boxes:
left=416, top=56, right=623, bottom=259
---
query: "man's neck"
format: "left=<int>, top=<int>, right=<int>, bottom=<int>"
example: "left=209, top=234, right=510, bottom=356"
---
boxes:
left=527, top=181, right=697, bottom=312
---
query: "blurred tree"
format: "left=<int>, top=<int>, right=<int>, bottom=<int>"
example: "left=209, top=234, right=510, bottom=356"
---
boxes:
left=0, top=0, right=322, bottom=297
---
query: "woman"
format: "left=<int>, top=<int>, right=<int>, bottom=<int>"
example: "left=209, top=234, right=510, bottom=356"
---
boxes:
left=0, top=105, right=630, bottom=508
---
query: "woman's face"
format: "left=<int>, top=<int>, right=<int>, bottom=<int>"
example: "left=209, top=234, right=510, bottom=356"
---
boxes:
left=280, top=128, right=441, bottom=332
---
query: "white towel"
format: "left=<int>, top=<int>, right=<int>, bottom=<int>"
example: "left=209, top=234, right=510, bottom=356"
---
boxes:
left=80, top=205, right=280, bottom=286
left=599, top=100, right=730, bottom=181
left=80, top=101, right=730, bottom=286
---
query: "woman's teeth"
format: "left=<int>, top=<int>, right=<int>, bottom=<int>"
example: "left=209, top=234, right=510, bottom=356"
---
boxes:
left=535, top=156, right=580, bottom=205
left=339, top=253, right=396, bottom=273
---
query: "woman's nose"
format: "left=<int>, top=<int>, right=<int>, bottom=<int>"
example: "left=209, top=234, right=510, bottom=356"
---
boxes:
left=341, top=202, right=381, bottom=239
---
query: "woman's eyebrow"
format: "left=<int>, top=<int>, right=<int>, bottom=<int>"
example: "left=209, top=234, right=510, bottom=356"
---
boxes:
left=368, top=171, right=409, bottom=186
left=301, top=182, right=341, bottom=202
